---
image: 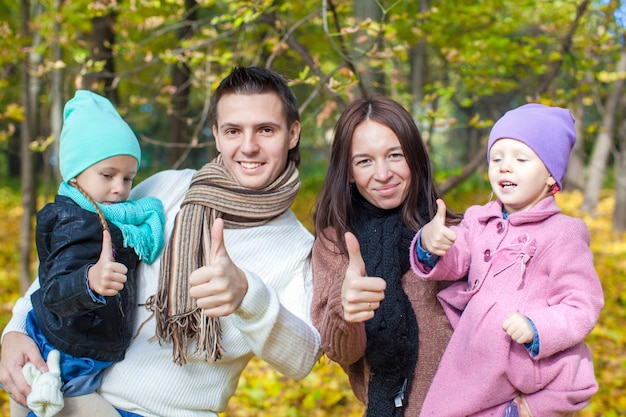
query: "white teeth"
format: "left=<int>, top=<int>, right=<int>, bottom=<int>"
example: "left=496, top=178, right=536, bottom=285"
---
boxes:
left=502, top=182, right=515, bottom=188
left=240, top=162, right=262, bottom=169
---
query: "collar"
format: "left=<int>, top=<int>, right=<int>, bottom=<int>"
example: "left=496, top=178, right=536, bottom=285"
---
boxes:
left=479, top=196, right=561, bottom=226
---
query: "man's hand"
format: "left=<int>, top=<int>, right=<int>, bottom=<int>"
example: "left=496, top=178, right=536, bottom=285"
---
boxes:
left=87, top=230, right=128, bottom=296
left=420, top=199, right=457, bottom=256
left=0, top=332, right=48, bottom=406
left=502, top=312, right=534, bottom=344
left=340, top=232, right=386, bottom=323
left=189, top=218, right=248, bottom=317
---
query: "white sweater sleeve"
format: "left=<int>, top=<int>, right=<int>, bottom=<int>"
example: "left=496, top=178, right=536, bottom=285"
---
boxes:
left=233, top=262, right=321, bottom=380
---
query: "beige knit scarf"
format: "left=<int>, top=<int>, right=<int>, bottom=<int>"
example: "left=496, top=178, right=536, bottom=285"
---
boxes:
left=153, top=155, right=300, bottom=365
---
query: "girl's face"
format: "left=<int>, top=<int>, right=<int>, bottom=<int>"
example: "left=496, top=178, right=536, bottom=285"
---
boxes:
left=488, top=138, right=555, bottom=214
left=350, top=120, right=411, bottom=210
left=74, top=155, right=138, bottom=204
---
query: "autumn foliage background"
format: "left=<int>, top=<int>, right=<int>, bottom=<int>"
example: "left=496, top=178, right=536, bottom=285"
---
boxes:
left=0, top=181, right=624, bottom=416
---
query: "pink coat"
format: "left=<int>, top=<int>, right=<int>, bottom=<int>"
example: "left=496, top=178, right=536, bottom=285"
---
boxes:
left=410, top=197, right=604, bottom=417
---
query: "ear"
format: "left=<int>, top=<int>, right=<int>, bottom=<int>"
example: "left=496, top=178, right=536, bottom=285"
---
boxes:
left=288, top=121, right=301, bottom=150
left=213, top=125, right=221, bottom=152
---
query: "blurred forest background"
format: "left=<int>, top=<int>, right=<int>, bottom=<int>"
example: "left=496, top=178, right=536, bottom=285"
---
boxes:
left=1, top=0, right=625, bottom=415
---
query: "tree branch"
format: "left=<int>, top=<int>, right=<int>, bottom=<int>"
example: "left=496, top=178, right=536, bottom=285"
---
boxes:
left=534, top=0, right=590, bottom=97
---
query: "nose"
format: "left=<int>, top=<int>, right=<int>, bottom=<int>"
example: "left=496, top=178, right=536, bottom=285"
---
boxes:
left=111, top=178, right=125, bottom=194
left=499, top=157, right=512, bottom=172
left=374, top=160, right=392, bottom=181
left=240, top=131, right=260, bottom=154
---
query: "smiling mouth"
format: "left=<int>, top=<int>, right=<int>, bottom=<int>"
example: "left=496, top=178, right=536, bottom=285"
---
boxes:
left=375, top=184, right=398, bottom=193
left=239, top=162, right=263, bottom=169
left=499, top=181, right=517, bottom=189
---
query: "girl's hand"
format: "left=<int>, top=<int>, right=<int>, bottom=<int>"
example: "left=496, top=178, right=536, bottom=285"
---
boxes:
left=420, top=199, right=457, bottom=256
left=88, top=230, right=128, bottom=296
left=502, top=312, right=534, bottom=344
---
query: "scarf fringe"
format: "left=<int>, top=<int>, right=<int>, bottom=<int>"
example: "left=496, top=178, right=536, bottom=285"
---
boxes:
left=152, top=287, right=224, bottom=364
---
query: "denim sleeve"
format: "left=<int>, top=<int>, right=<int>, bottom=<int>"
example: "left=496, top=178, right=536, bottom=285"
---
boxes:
left=85, top=267, right=106, bottom=304
left=524, top=318, right=540, bottom=357
left=415, top=230, right=439, bottom=268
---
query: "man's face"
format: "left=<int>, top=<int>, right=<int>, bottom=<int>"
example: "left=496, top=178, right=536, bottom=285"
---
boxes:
left=213, top=93, right=300, bottom=190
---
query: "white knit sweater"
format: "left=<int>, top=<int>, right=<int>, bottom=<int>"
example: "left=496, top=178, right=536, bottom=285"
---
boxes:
left=4, top=169, right=321, bottom=417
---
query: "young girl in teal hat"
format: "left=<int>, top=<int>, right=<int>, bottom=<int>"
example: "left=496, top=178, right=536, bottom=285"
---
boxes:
left=18, top=90, right=165, bottom=417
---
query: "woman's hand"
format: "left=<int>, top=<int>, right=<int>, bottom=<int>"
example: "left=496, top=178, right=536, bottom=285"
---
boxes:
left=340, top=232, right=386, bottom=323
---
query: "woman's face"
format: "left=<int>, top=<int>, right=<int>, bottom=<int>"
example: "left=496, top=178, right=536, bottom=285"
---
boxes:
left=350, top=120, right=411, bottom=210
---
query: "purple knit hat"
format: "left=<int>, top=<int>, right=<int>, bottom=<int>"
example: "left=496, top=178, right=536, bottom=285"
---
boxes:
left=487, top=103, right=576, bottom=189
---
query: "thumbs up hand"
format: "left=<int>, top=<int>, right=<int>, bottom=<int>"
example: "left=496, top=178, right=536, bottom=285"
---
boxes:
left=420, top=199, right=457, bottom=256
left=88, top=230, right=128, bottom=296
left=341, top=232, right=386, bottom=323
left=189, top=218, right=248, bottom=317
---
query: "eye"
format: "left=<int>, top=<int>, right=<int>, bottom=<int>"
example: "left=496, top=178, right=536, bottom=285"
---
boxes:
left=354, top=158, right=372, bottom=166
left=124, top=177, right=134, bottom=183
left=389, top=152, right=404, bottom=160
left=259, top=126, right=275, bottom=135
left=101, top=173, right=113, bottom=179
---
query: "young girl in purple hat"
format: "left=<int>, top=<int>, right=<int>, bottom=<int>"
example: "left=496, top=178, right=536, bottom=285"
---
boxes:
left=410, top=103, right=604, bottom=417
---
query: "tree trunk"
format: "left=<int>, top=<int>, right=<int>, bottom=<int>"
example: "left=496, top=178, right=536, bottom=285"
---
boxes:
left=581, top=46, right=626, bottom=212
left=48, top=0, right=64, bottom=198
left=19, top=0, right=37, bottom=293
left=83, top=13, right=117, bottom=103
left=563, top=93, right=586, bottom=191
left=353, top=0, right=384, bottom=96
left=613, top=101, right=626, bottom=232
left=409, top=0, right=429, bottom=121
left=168, top=0, right=197, bottom=168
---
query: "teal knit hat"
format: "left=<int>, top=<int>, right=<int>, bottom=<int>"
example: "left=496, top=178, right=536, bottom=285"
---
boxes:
left=59, top=90, right=141, bottom=181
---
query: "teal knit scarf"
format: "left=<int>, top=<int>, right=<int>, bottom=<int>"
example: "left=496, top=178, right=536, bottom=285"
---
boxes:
left=58, top=181, right=166, bottom=264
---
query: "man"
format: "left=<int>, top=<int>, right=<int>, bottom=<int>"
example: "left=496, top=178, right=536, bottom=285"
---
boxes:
left=1, top=66, right=321, bottom=417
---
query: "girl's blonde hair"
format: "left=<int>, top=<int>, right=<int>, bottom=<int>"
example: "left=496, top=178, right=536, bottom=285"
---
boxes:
left=69, top=178, right=110, bottom=233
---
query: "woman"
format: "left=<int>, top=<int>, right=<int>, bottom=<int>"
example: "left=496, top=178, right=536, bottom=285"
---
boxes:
left=311, top=96, right=460, bottom=416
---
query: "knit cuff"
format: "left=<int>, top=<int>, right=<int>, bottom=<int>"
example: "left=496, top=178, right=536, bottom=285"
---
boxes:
left=234, top=271, right=272, bottom=320
left=321, top=274, right=367, bottom=363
